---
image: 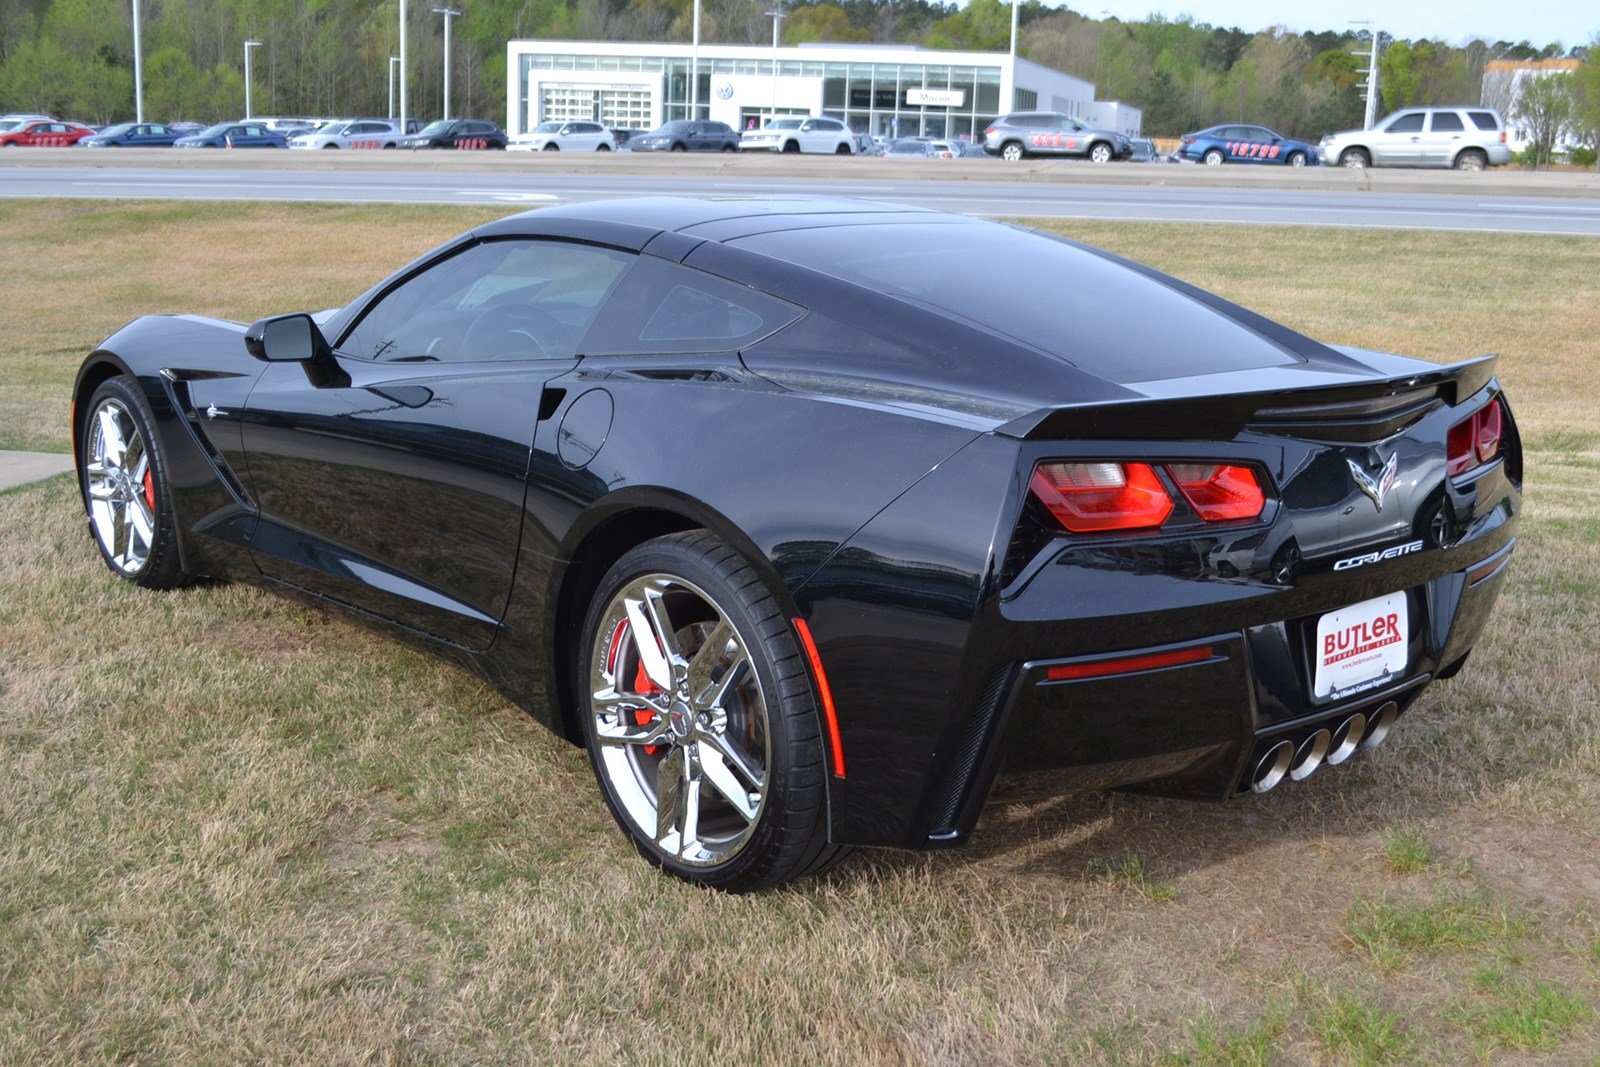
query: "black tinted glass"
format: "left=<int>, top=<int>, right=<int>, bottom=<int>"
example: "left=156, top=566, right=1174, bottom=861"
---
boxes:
left=585, top=257, right=800, bottom=355
left=1431, top=112, right=1464, bottom=132
left=1386, top=113, right=1424, bottom=132
left=1468, top=111, right=1499, bottom=130
left=733, top=222, right=1301, bottom=383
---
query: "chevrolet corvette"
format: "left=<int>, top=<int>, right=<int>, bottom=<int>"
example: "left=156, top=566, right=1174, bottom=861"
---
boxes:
left=72, top=197, right=1520, bottom=890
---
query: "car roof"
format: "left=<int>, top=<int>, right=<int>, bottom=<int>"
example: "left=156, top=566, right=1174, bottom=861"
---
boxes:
left=479, top=195, right=940, bottom=244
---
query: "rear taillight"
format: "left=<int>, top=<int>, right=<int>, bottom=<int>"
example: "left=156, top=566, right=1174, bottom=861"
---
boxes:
left=1447, top=397, right=1503, bottom=476
left=1499, top=131, right=1507, bottom=143
left=1181, top=136, right=1195, bottom=145
left=984, top=126, right=997, bottom=137
left=1168, top=463, right=1266, bottom=522
left=1029, top=461, right=1267, bottom=534
left=1030, top=462, right=1172, bottom=533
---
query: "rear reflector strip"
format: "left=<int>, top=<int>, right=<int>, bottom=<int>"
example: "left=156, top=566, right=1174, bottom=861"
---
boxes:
left=793, top=618, right=846, bottom=778
left=1045, top=644, right=1215, bottom=682
left=1467, top=541, right=1515, bottom=587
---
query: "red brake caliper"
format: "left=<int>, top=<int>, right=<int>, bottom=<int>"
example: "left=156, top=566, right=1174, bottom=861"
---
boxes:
left=142, top=467, right=156, bottom=512
left=632, top=659, right=664, bottom=755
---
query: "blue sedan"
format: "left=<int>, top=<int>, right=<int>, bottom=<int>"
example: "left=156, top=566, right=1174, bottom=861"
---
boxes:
left=173, top=122, right=286, bottom=149
left=1176, top=124, right=1318, bottom=167
left=81, top=122, right=183, bottom=148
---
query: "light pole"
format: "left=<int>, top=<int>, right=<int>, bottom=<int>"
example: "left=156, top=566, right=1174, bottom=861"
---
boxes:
left=1351, top=20, right=1381, bottom=129
left=389, top=56, right=401, bottom=120
left=431, top=7, right=460, bottom=120
left=765, top=8, right=784, bottom=125
left=399, top=0, right=409, bottom=135
left=1009, top=0, right=1018, bottom=58
left=243, top=40, right=263, bottom=119
left=131, top=0, right=144, bottom=123
left=690, top=0, right=701, bottom=121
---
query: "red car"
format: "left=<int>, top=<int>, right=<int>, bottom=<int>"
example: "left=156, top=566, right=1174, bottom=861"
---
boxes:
left=0, top=120, right=95, bottom=147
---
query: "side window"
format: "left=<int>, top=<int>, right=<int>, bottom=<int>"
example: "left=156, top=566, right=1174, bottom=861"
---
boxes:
left=584, top=257, right=802, bottom=356
left=1386, top=113, right=1424, bottom=133
left=1430, top=112, right=1464, bottom=132
left=341, top=239, right=633, bottom=363
left=1468, top=111, right=1499, bottom=131
left=149, top=124, right=167, bottom=135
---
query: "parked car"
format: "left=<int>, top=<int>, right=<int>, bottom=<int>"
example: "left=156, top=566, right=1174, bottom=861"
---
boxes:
left=173, top=123, right=287, bottom=148
left=927, top=140, right=959, bottom=159
left=0, top=113, right=53, bottom=134
left=956, top=141, right=989, bottom=158
left=738, top=116, right=855, bottom=154
left=508, top=120, right=615, bottom=152
left=73, top=194, right=1521, bottom=891
left=287, top=119, right=408, bottom=150
left=884, top=138, right=937, bottom=158
left=0, top=120, right=95, bottom=147
left=1176, top=124, right=1318, bottom=167
left=630, top=120, right=739, bottom=153
left=852, top=132, right=883, bottom=156
left=167, top=121, right=207, bottom=136
left=398, top=119, right=508, bottom=150
left=983, top=111, right=1132, bottom=162
left=81, top=122, right=184, bottom=148
left=1319, top=108, right=1510, bottom=170
left=258, top=117, right=323, bottom=134
left=1127, top=137, right=1165, bottom=162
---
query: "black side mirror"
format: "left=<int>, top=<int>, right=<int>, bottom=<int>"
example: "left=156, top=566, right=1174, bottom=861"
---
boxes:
left=244, top=313, right=331, bottom=363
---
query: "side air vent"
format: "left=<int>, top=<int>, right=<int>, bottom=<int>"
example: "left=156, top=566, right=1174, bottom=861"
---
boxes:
left=165, top=377, right=255, bottom=508
left=1248, top=385, right=1442, bottom=443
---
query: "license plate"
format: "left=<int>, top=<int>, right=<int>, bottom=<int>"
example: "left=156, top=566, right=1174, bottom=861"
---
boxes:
left=1313, top=592, right=1408, bottom=700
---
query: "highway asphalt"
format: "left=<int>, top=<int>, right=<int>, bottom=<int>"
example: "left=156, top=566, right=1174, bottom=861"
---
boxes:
left=3, top=158, right=1600, bottom=235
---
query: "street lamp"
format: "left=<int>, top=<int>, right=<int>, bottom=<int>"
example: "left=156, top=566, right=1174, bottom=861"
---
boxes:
left=691, top=0, right=702, bottom=121
left=1350, top=20, right=1381, bottom=130
left=243, top=40, right=264, bottom=119
left=131, top=0, right=144, bottom=123
left=399, top=0, right=409, bottom=135
left=389, top=56, right=401, bottom=120
left=765, top=8, right=785, bottom=125
left=431, top=8, right=460, bottom=120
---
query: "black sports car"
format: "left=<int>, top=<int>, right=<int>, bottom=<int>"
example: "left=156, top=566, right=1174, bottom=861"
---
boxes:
left=72, top=197, right=1520, bottom=891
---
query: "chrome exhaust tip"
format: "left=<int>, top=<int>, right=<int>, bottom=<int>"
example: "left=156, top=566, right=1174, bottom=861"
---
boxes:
left=1360, top=701, right=1399, bottom=751
left=1289, top=728, right=1332, bottom=781
left=1251, top=740, right=1295, bottom=794
left=1325, top=713, right=1367, bottom=766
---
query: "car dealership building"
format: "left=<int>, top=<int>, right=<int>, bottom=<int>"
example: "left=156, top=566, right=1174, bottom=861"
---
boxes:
left=505, top=39, right=1139, bottom=142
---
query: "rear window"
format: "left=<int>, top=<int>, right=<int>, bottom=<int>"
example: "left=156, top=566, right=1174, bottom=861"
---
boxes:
left=1468, top=111, right=1500, bottom=130
left=732, top=222, right=1301, bottom=384
left=1431, top=112, right=1464, bottom=132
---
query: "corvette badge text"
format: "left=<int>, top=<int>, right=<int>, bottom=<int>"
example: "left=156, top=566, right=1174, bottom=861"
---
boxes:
left=1333, top=539, right=1426, bottom=571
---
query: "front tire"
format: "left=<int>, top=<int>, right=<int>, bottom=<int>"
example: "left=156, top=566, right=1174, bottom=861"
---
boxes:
left=1287, top=150, right=1307, bottom=167
left=578, top=532, right=847, bottom=891
left=1340, top=147, right=1371, bottom=168
left=80, top=376, right=185, bottom=589
left=543, top=143, right=560, bottom=152
left=1089, top=141, right=1113, bottom=163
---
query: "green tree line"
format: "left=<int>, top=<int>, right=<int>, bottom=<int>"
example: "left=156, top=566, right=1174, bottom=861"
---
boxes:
left=0, top=0, right=1594, bottom=142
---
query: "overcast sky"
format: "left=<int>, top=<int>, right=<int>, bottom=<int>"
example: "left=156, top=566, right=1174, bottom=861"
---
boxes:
left=1077, top=0, right=1595, bottom=49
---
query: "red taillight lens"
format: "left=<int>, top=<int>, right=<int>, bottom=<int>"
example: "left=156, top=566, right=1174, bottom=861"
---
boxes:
left=1167, top=463, right=1265, bottom=522
left=1181, top=136, right=1196, bottom=145
left=984, top=126, right=997, bottom=137
left=1030, top=462, right=1173, bottom=533
left=1447, top=397, right=1503, bottom=476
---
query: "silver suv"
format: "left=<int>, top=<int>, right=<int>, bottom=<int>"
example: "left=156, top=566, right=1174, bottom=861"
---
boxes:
left=1318, top=107, right=1510, bottom=170
left=983, top=111, right=1132, bottom=163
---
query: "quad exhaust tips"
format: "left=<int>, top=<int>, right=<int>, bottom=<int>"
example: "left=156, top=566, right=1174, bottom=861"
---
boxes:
left=1249, top=701, right=1401, bottom=794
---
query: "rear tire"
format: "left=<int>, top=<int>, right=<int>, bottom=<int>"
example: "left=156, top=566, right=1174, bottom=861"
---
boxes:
left=1202, top=148, right=1225, bottom=165
left=1454, top=149, right=1487, bottom=171
left=1001, top=141, right=1025, bottom=162
left=596, top=143, right=611, bottom=151
left=834, top=142, right=852, bottom=155
left=577, top=531, right=848, bottom=891
left=79, top=376, right=186, bottom=589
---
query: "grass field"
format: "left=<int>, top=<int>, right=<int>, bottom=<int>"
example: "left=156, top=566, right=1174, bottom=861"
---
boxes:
left=2, top=199, right=1599, bottom=1063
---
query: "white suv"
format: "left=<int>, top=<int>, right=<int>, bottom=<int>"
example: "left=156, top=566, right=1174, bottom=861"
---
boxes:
left=509, top=120, right=614, bottom=152
left=738, top=116, right=855, bottom=155
left=1318, top=108, right=1511, bottom=170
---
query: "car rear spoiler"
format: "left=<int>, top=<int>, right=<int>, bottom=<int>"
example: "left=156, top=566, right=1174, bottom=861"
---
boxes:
left=994, top=354, right=1498, bottom=442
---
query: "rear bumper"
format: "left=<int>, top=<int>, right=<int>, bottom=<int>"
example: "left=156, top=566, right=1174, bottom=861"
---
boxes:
left=922, top=532, right=1516, bottom=847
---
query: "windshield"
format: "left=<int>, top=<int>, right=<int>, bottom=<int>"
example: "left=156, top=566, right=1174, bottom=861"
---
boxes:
left=768, top=119, right=803, bottom=130
left=418, top=120, right=452, bottom=136
left=0, top=120, right=19, bottom=133
left=655, top=121, right=691, bottom=133
left=197, top=124, right=233, bottom=138
left=888, top=142, right=925, bottom=155
left=531, top=122, right=562, bottom=133
left=93, top=123, right=133, bottom=138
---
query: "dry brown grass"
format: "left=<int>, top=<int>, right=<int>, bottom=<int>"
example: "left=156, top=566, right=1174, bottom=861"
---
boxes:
left=2, top=200, right=1599, bottom=1063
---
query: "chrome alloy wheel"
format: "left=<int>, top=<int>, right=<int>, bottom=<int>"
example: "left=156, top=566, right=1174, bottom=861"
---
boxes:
left=84, top=397, right=156, bottom=575
left=589, top=574, right=771, bottom=868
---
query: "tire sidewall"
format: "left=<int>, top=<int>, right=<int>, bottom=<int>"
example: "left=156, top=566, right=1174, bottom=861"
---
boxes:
left=576, top=536, right=818, bottom=890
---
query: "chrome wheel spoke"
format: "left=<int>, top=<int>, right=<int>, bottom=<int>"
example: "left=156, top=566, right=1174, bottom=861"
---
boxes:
left=656, top=747, right=686, bottom=845
left=685, top=620, right=732, bottom=704
left=127, top=495, right=155, bottom=547
left=97, top=406, right=127, bottom=465
left=696, top=654, right=748, bottom=714
left=697, top=742, right=759, bottom=822
left=698, top=728, right=764, bottom=791
left=624, top=591, right=676, bottom=691
left=678, top=774, right=702, bottom=858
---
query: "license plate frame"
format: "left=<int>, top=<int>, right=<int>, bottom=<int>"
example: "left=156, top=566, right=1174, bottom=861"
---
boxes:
left=1313, top=592, right=1409, bottom=700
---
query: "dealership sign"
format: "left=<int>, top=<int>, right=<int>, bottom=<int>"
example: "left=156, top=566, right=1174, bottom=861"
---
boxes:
left=906, top=88, right=966, bottom=107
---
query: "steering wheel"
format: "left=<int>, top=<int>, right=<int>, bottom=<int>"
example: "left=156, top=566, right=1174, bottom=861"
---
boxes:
left=460, top=303, right=568, bottom=360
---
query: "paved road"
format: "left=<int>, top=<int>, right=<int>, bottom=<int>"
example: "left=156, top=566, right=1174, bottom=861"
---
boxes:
left=4, top=164, right=1600, bottom=235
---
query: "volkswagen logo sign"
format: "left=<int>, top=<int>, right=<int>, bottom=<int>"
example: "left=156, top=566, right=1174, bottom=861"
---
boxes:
left=715, top=81, right=735, bottom=100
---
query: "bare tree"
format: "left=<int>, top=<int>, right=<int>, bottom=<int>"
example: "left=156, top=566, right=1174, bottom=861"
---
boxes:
left=1513, top=71, right=1575, bottom=168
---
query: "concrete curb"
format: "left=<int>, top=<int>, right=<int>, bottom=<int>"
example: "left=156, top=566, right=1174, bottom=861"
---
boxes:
left=0, top=451, right=73, bottom=492
left=3, top=147, right=1599, bottom=199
